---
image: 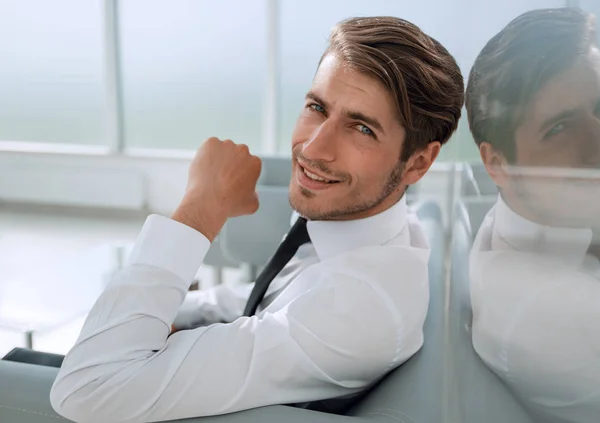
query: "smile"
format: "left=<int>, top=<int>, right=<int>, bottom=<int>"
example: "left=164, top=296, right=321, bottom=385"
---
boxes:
left=296, top=164, right=342, bottom=191
left=302, top=167, right=338, bottom=183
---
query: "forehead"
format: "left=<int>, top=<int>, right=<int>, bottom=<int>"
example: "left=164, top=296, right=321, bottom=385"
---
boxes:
left=524, top=48, right=600, bottom=125
left=312, top=55, right=401, bottom=123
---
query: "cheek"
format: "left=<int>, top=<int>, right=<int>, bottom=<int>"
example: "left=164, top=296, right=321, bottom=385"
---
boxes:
left=348, top=151, right=398, bottom=186
left=527, top=149, right=583, bottom=168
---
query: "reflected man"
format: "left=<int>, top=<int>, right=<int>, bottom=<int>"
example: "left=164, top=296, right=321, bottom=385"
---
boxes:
left=466, top=7, right=600, bottom=423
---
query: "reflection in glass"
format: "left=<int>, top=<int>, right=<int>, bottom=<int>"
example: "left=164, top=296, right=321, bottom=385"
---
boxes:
left=0, top=0, right=107, bottom=145
left=119, top=0, right=268, bottom=151
left=465, top=8, right=600, bottom=423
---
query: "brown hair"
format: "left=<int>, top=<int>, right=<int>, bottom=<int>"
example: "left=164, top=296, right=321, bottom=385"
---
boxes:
left=466, top=8, right=597, bottom=162
left=322, top=16, right=464, bottom=161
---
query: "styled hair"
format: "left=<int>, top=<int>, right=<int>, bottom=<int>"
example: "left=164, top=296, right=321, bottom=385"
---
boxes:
left=466, top=8, right=598, bottom=162
left=322, top=16, right=464, bottom=161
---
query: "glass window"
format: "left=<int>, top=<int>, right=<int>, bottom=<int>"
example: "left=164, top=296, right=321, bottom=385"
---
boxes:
left=119, top=0, right=268, bottom=152
left=0, top=0, right=107, bottom=145
left=451, top=4, right=600, bottom=423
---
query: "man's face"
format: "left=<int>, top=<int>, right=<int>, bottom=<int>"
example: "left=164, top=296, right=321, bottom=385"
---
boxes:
left=288, top=55, right=408, bottom=221
left=502, top=48, right=600, bottom=227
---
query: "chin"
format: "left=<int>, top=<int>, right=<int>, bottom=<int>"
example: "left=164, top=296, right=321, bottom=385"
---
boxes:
left=289, top=188, right=328, bottom=220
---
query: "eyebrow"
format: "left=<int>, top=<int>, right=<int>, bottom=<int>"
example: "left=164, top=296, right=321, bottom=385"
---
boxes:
left=305, top=91, right=329, bottom=109
left=346, top=111, right=385, bottom=134
left=305, top=91, right=385, bottom=134
left=539, top=109, right=577, bottom=133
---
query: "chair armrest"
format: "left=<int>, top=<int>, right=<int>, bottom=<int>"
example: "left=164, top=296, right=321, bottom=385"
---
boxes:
left=0, top=360, right=364, bottom=423
left=0, top=360, right=65, bottom=422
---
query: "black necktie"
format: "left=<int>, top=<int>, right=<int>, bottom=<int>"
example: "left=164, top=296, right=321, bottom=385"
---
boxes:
left=243, top=217, right=310, bottom=316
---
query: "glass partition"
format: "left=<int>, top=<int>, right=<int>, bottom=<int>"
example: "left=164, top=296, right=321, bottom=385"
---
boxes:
left=450, top=4, right=600, bottom=423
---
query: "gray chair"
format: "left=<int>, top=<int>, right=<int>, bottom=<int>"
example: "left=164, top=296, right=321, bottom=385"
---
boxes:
left=204, top=236, right=240, bottom=285
left=0, top=200, right=447, bottom=423
left=220, top=185, right=293, bottom=276
left=258, top=156, right=292, bottom=187
left=206, top=155, right=291, bottom=283
left=461, top=196, right=497, bottom=234
left=461, top=163, right=498, bottom=197
left=447, top=199, right=534, bottom=423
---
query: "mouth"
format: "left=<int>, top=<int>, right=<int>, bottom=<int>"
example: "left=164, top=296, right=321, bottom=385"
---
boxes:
left=296, top=163, right=342, bottom=190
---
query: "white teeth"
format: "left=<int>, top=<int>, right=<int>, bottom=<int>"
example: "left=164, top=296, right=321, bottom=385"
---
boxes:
left=303, top=168, right=331, bottom=182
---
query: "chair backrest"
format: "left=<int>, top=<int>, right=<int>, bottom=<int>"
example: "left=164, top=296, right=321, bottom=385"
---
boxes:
left=347, top=200, right=446, bottom=423
left=204, top=235, right=239, bottom=268
left=461, top=163, right=498, bottom=197
left=462, top=196, right=496, bottom=234
left=447, top=200, right=534, bottom=423
left=258, top=156, right=292, bottom=186
left=220, top=186, right=292, bottom=267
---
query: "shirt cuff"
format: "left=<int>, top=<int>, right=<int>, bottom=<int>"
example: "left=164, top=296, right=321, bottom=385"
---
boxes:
left=127, top=214, right=211, bottom=284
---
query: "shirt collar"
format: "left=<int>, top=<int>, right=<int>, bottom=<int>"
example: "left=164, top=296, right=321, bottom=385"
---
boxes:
left=493, top=194, right=592, bottom=267
left=290, top=196, right=408, bottom=261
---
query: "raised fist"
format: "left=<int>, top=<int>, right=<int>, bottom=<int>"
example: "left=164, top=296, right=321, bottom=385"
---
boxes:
left=173, top=137, right=262, bottom=240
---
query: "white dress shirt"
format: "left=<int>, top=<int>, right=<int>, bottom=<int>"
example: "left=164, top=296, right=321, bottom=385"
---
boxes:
left=50, top=197, right=430, bottom=423
left=470, top=196, right=600, bottom=423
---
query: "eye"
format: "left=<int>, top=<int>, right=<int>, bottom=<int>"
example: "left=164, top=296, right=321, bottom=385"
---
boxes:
left=357, top=124, right=374, bottom=137
left=309, top=103, right=325, bottom=114
left=545, top=122, right=566, bottom=138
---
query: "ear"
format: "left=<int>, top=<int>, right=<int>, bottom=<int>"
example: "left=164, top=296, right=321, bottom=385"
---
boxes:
left=479, top=142, right=510, bottom=188
left=402, top=141, right=441, bottom=185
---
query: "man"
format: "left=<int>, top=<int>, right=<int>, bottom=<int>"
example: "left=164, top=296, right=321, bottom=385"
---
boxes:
left=50, top=16, right=464, bottom=422
left=466, top=8, right=600, bottom=423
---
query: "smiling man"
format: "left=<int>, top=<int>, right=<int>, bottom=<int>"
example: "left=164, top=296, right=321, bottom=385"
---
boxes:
left=50, top=17, right=464, bottom=422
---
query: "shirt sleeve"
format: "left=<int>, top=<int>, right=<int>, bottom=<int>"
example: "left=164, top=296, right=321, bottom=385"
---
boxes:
left=50, top=215, right=400, bottom=423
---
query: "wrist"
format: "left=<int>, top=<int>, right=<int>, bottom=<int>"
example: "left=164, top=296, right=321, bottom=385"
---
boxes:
left=172, top=199, right=227, bottom=242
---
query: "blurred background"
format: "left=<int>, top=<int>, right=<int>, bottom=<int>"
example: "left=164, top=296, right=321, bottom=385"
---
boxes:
left=1, top=1, right=599, bottom=419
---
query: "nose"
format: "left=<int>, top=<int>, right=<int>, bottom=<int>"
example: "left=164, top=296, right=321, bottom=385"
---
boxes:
left=301, top=119, right=338, bottom=163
